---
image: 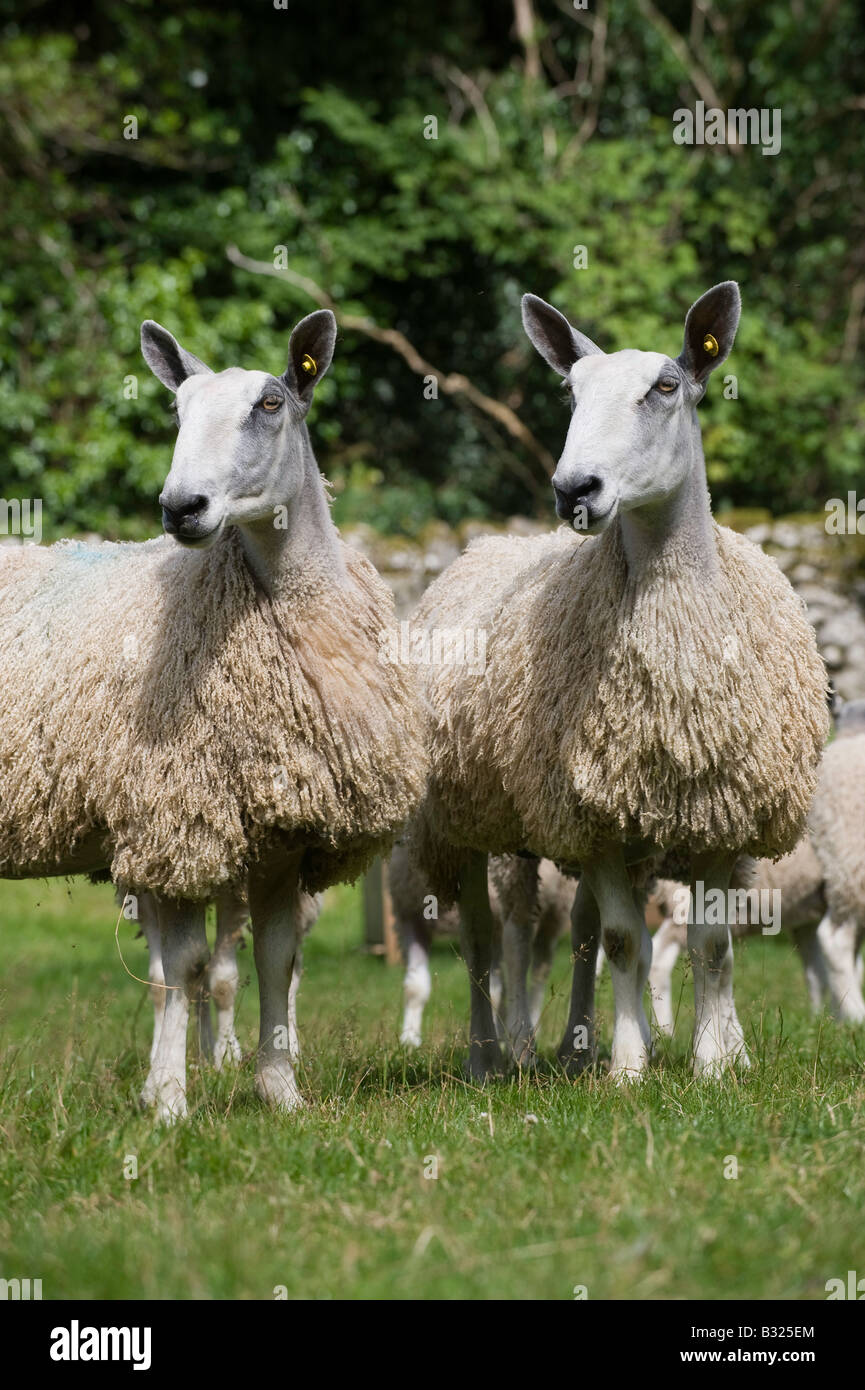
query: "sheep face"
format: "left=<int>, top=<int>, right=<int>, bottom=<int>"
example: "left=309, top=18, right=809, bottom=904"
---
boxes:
left=140, top=311, right=337, bottom=548
left=521, top=283, right=741, bottom=535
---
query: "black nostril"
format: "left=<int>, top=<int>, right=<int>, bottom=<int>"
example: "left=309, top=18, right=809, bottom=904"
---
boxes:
left=180, top=494, right=208, bottom=517
left=161, top=494, right=209, bottom=527
left=554, top=476, right=601, bottom=517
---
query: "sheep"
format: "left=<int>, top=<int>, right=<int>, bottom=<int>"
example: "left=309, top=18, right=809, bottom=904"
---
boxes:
left=389, top=843, right=572, bottom=1054
left=806, top=697, right=865, bottom=1021
left=410, top=283, right=828, bottom=1081
left=649, top=699, right=865, bottom=1031
left=0, top=309, right=427, bottom=1121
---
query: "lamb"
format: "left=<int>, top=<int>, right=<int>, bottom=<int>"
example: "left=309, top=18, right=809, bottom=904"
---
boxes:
left=389, top=843, right=573, bottom=1053
left=0, top=309, right=427, bottom=1121
left=410, top=283, right=828, bottom=1081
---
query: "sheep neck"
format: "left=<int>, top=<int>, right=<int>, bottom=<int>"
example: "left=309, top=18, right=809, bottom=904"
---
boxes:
left=615, top=425, right=718, bottom=585
left=236, top=426, right=347, bottom=602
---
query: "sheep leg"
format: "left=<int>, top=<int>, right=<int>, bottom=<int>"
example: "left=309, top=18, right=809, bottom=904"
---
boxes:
left=503, top=913, right=537, bottom=1067
left=211, top=889, right=246, bottom=1069
left=459, top=850, right=502, bottom=1081
left=556, top=879, right=600, bottom=1075
left=490, top=956, right=505, bottom=1038
left=817, top=914, right=865, bottom=1023
left=594, top=941, right=606, bottom=980
left=288, top=934, right=303, bottom=1064
left=143, top=897, right=209, bottom=1123
left=195, top=984, right=215, bottom=1063
left=792, top=920, right=830, bottom=1013
left=648, top=916, right=686, bottom=1037
left=398, top=913, right=433, bottom=1048
left=689, top=852, right=748, bottom=1075
left=249, top=853, right=305, bottom=1111
left=582, top=847, right=651, bottom=1080
left=529, top=906, right=563, bottom=1031
left=138, top=892, right=165, bottom=1106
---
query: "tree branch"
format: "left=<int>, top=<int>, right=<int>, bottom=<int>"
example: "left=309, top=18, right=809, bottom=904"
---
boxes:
left=513, top=0, right=542, bottom=83
left=225, top=246, right=556, bottom=478
left=636, top=0, right=740, bottom=154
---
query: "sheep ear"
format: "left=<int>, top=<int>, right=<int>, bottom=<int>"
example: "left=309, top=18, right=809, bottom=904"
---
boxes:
left=521, top=294, right=603, bottom=377
left=677, top=282, right=740, bottom=386
left=141, top=321, right=213, bottom=391
left=284, top=310, right=337, bottom=400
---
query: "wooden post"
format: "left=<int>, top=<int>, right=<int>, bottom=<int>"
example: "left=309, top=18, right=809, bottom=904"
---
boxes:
left=362, top=857, right=401, bottom=964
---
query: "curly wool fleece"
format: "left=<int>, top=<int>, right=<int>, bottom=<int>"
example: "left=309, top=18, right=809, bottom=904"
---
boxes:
left=413, top=520, right=828, bottom=900
left=809, top=733, right=865, bottom=927
left=0, top=531, right=427, bottom=899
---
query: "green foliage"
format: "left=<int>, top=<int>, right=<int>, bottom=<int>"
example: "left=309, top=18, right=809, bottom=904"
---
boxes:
left=0, top=1, right=862, bottom=536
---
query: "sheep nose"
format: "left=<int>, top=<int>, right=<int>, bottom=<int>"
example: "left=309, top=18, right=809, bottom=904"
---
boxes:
left=553, top=475, right=601, bottom=520
left=160, top=493, right=210, bottom=534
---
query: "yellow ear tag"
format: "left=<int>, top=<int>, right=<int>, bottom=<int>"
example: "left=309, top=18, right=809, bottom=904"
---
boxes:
left=300, top=354, right=317, bottom=376
left=702, top=333, right=719, bottom=357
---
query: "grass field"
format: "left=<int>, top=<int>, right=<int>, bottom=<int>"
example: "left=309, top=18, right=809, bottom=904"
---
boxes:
left=1, top=874, right=864, bottom=1301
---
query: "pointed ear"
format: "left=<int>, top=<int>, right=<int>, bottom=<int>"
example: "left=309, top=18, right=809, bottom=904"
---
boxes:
left=677, top=282, right=741, bottom=386
left=521, top=294, right=603, bottom=377
left=140, top=321, right=213, bottom=391
left=284, top=309, right=337, bottom=401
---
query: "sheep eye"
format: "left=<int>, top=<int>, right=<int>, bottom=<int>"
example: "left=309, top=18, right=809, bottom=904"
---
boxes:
left=260, top=395, right=283, bottom=412
left=656, top=379, right=678, bottom=393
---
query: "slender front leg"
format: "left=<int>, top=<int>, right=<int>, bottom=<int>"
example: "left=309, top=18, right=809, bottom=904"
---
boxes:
left=143, top=897, right=209, bottom=1122
left=211, top=888, right=247, bottom=1069
left=556, top=878, right=601, bottom=1075
left=503, top=913, right=537, bottom=1066
left=249, top=853, right=304, bottom=1111
left=648, top=916, right=686, bottom=1037
left=582, top=847, right=651, bottom=1080
left=288, top=935, right=303, bottom=1064
left=458, top=850, right=502, bottom=1080
left=195, top=983, right=215, bottom=1063
left=689, top=851, right=748, bottom=1075
left=528, top=900, right=565, bottom=1031
left=792, top=920, right=829, bottom=1014
left=398, top=913, right=433, bottom=1048
left=816, top=914, right=865, bottom=1023
left=137, top=892, right=164, bottom=1106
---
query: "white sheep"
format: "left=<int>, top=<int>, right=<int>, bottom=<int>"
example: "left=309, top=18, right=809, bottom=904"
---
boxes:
left=411, top=284, right=828, bottom=1081
left=648, top=699, right=865, bottom=1032
left=0, top=310, right=426, bottom=1121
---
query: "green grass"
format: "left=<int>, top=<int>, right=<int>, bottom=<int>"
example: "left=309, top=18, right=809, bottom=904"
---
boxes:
left=1, top=876, right=864, bottom=1300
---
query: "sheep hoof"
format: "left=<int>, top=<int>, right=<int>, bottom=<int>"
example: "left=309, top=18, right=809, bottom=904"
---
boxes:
left=152, top=1081, right=188, bottom=1124
left=463, top=1043, right=504, bottom=1083
left=608, top=1061, right=649, bottom=1084
left=213, top=1034, right=242, bottom=1071
left=256, top=1066, right=305, bottom=1112
left=139, top=1078, right=158, bottom=1109
left=400, top=1029, right=422, bottom=1048
left=692, top=1049, right=749, bottom=1079
left=556, top=1048, right=596, bottom=1078
left=508, top=1042, right=540, bottom=1072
